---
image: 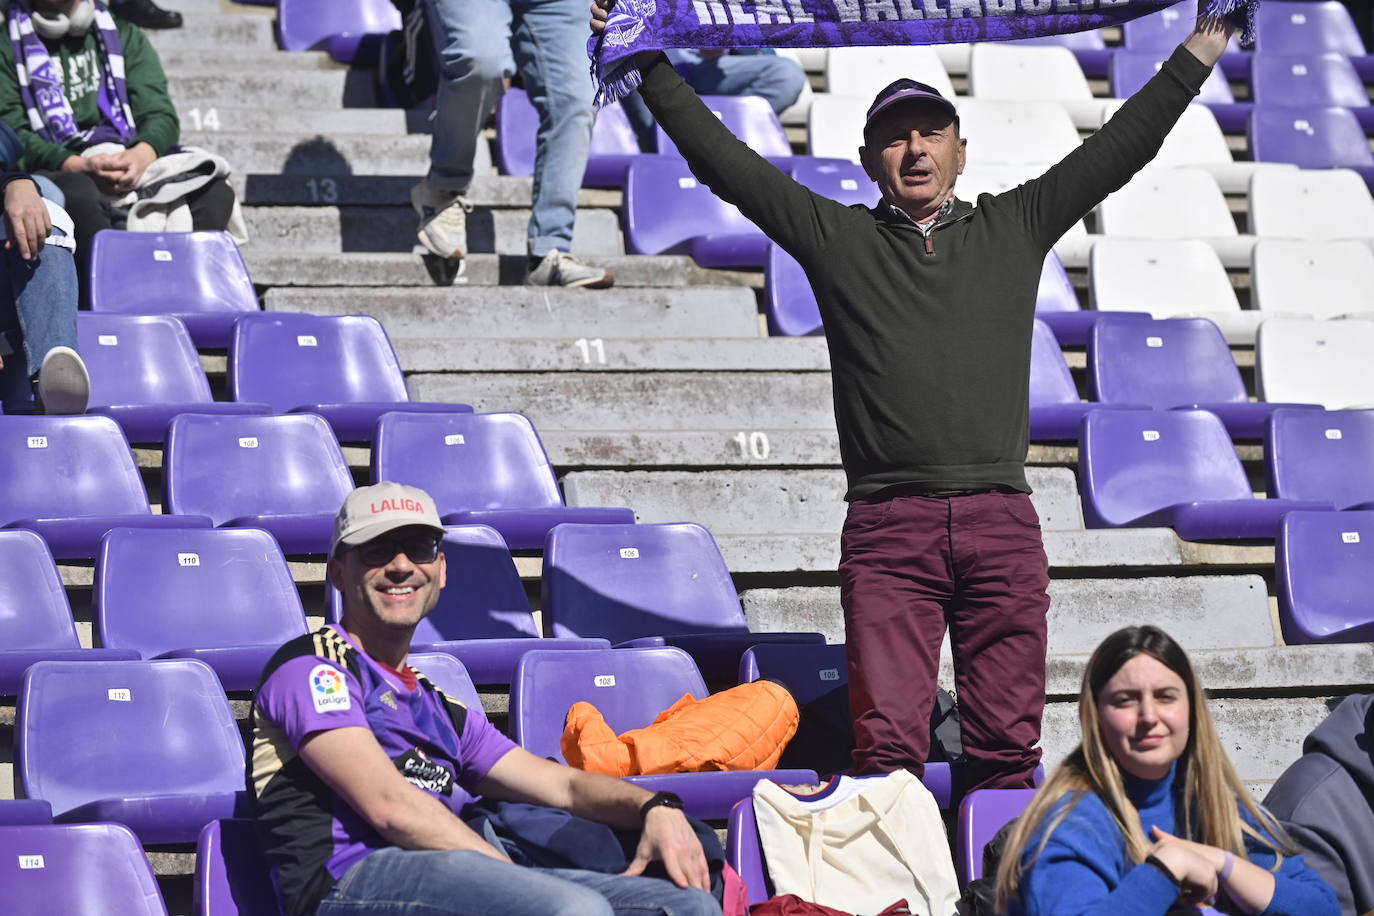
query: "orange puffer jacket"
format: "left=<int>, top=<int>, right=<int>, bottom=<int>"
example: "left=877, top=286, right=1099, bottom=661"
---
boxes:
left=562, top=680, right=799, bottom=776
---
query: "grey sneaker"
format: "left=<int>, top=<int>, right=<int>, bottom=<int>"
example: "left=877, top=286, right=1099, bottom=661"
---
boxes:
left=36, top=346, right=89, bottom=415
left=526, top=250, right=616, bottom=289
left=411, top=178, right=473, bottom=262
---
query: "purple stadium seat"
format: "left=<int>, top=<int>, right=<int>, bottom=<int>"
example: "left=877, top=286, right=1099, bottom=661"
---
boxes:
left=1109, top=50, right=1249, bottom=132
left=327, top=525, right=610, bottom=684
left=17, top=659, right=248, bottom=844
left=1079, top=408, right=1330, bottom=539
left=1266, top=408, right=1374, bottom=510
left=762, top=244, right=821, bottom=337
left=655, top=95, right=792, bottom=159
left=956, top=788, right=1038, bottom=886
left=624, top=155, right=770, bottom=267
left=164, top=413, right=353, bottom=555
left=230, top=313, right=470, bottom=443
left=88, top=231, right=259, bottom=349
left=0, top=530, right=139, bottom=694
left=406, top=652, right=485, bottom=712
left=495, top=88, right=641, bottom=188
left=1031, top=319, right=1151, bottom=441
left=372, top=412, right=633, bottom=550
left=1252, top=52, right=1374, bottom=134
left=95, top=527, right=309, bottom=691
left=194, top=819, right=278, bottom=916
left=1123, top=6, right=1253, bottom=79
left=0, top=799, right=52, bottom=824
left=78, top=314, right=270, bottom=444
left=1089, top=317, right=1323, bottom=438
left=0, top=415, right=211, bottom=560
left=786, top=158, right=879, bottom=207
left=0, top=823, right=167, bottom=915
left=1276, top=509, right=1374, bottom=644
left=277, top=0, right=399, bottom=62
left=738, top=643, right=955, bottom=809
left=1249, top=106, right=1374, bottom=189
left=543, top=522, right=824, bottom=681
left=1256, top=1, right=1368, bottom=56
left=511, top=647, right=817, bottom=819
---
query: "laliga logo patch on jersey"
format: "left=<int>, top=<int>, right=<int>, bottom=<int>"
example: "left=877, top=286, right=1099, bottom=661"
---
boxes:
left=310, top=664, right=352, bottom=713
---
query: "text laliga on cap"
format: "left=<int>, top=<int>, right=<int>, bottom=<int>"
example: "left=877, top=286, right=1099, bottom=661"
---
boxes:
left=330, top=481, right=446, bottom=555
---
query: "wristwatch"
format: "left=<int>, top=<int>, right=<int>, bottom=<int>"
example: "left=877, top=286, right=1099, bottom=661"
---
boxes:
left=639, top=791, right=685, bottom=821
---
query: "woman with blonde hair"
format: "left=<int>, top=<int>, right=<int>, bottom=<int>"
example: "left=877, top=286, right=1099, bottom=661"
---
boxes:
left=996, top=625, right=1337, bottom=915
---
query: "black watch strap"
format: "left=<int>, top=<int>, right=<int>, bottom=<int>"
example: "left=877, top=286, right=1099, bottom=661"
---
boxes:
left=1144, top=854, right=1181, bottom=888
left=639, top=791, right=685, bottom=820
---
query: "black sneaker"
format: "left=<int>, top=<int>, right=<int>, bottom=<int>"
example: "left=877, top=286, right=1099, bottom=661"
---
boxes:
left=115, top=0, right=183, bottom=30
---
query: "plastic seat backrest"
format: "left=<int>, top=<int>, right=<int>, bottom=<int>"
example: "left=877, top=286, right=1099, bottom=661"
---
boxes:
left=763, top=244, right=822, bottom=337
left=78, top=314, right=214, bottom=407
left=1277, top=510, right=1374, bottom=642
left=1252, top=52, right=1369, bottom=109
left=825, top=46, right=955, bottom=99
left=1097, top=168, right=1235, bottom=238
left=1036, top=251, right=1079, bottom=313
left=1122, top=5, right=1194, bottom=49
left=88, top=230, right=257, bottom=318
left=958, top=788, right=1038, bottom=883
left=0, top=530, right=82, bottom=650
left=1119, top=103, right=1233, bottom=166
left=96, top=527, right=307, bottom=658
left=787, top=158, right=879, bottom=207
left=406, top=652, right=485, bottom=713
left=739, top=643, right=848, bottom=707
left=3, top=823, right=167, bottom=915
left=163, top=413, right=352, bottom=524
left=1080, top=409, right=1253, bottom=527
left=543, top=522, right=748, bottom=643
left=806, top=94, right=866, bottom=162
left=0, top=415, right=150, bottom=524
left=194, top=819, right=278, bottom=916
left=1267, top=408, right=1374, bottom=507
left=1256, top=317, right=1374, bottom=407
left=230, top=313, right=411, bottom=411
left=1250, top=239, right=1374, bottom=316
left=1109, top=51, right=1234, bottom=102
left=1249, top=105, right=1374, bottom=169
left=373, top=411, right=564, bottom=515
left=1090, top=317, right=1246, bottom=408
left=1089, top=239, right=1238, bottom=317
left=968, top=44, right=1092, bottom=101
left=1248, top=169, right=1374, bottom=239
left=511, top=647, right=708, bottom=761
left=414, top=525, right=539, bottom=643
left=278, top=0, right=399, bottom=52
left=624, top=156, right=760, bottom=255
left=1030, top=319, right=1080, bottom=408
left=497, top=88, right=639, bottom=176
left=955, top=99, right=1080, bottom=165
left=1255, top=1, right=1367, bottom=55
left=17, top=659, right=245, bottom=820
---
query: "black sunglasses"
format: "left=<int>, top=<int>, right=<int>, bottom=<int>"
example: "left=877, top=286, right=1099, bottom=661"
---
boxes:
left=352, top=534, right=443, bottom=567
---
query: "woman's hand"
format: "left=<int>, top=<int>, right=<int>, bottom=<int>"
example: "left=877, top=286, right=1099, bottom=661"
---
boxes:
left=1148, top=832, right=1220, bottom=907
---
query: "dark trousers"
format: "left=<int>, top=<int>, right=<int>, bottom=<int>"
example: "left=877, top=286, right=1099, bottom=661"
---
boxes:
left=40, top=170, right=237, bottom=302
left=839, top=490, right=1050, bottom=793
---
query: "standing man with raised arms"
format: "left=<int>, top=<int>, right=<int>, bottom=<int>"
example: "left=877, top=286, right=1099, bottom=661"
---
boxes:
left=590, top=2, right=1235, bottom=795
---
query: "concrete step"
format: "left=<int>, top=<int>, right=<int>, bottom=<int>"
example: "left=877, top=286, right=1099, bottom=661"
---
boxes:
left=707, top=531, right=1271, bottom=575
left=241, top=204, right=619, bottom=254
left=562, top=468, right=1087, bottom=533
left=189, top=131, right=430, bottom=177
left=146, top=14, right=276, bottom=51
left=169, top=70, right=380, bottom=109
left=740, top=577, right=1276, bottom=650
left=169, top=106, right=423, bottom=138
left=540, top=430, right=844, bottom=468
left=400, top=337, right=829, bottom=373
left=159, top=48, right=336, bottom=72
left=1042, top=695, right=1336, bottom=782
left=409, top=373, right=832, bottom=430
left=265, top=287, right=760, bottom=339
left=245, top=253, right=710, bottom=289
left=231, top=169, right=607, bottom=210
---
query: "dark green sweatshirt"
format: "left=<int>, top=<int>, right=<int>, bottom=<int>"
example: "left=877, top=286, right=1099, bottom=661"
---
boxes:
left=637, top=45, right=1211, bottom=500
left=0, top=17, right=179, bottom=171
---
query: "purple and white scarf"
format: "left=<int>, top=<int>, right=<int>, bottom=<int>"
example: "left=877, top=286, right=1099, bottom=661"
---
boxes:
left=590, top=0, right=1256, bottom=107
left=8, top=0, right=136, bottom=148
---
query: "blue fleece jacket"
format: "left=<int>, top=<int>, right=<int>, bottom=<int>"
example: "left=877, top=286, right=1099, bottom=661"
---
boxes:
left=1007, top=764, right=1339, bottom=916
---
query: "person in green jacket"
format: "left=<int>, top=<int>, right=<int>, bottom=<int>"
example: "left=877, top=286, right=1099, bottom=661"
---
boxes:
left=0, top=0, right=234, bottom=292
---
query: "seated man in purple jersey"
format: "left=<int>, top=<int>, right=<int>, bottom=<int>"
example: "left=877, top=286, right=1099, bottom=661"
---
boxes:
left=248, top=482, right=721, bottom=916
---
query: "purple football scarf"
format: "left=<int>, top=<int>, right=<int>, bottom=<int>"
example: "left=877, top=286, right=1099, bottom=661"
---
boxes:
left=590, top=0, right=1256, bottom=107
left=8, top=1, right=137, bottom=147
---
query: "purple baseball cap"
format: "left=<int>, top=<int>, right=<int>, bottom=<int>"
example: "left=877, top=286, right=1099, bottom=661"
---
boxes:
left=864, top=78, right=958, bottom=134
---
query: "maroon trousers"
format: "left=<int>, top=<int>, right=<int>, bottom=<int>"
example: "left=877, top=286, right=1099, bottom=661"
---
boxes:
left=839, top=490, right=1050, bottom=793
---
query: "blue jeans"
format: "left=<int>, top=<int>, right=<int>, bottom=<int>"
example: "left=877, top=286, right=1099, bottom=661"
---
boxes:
left=0, top=183, right=79, bottom=411
left=315, top=848, right=722, bottom=916
left=423, top=0, right=591, bottom=257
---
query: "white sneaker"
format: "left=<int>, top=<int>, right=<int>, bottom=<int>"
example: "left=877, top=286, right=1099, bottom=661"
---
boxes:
left=37, top=346, right=89, bottom=415
left=526, top=250, right=616, bottom=289
left=411, top=179, right=473, bottom=261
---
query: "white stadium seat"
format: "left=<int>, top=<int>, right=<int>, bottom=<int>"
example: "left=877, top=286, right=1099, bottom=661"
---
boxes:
left=1095, top=167, right=1255, bottom=267
left=1250, top=239, right=1374, bottom=319
left=1248, top=168, right=1374, bottom=241
left=825, top=46, right=956, bottom=101
left=968, top=44, right=1105, bottom=128
left=806, top=94, right=867, bottom=162
left=1257, top=317, right=1374, bottom=408
left=956, top=100, right=1080, bottom=167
